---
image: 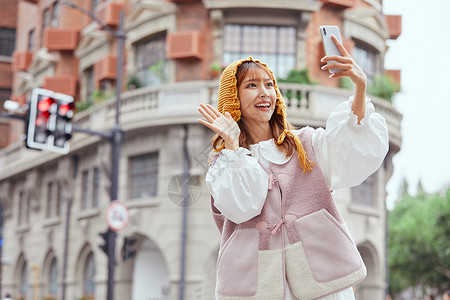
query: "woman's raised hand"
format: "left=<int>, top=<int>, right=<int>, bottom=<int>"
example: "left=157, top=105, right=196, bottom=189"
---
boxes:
left=320, top=35, right=367, bottom=88
left=197, top=103, right=240, bottom=150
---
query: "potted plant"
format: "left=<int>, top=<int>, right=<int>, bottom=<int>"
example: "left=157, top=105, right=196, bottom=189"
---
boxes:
left=210, top=61, right=224, bottom=78
left=368, top=74, right=400, bottom=103
left=127, top=73, right=142, bottom=90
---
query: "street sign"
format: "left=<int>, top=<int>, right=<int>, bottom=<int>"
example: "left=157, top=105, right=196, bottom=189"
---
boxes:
left=106, top=201, right=129, bottom=231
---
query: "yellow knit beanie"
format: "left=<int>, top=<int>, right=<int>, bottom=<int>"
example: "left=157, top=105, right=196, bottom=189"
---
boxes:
left=216, top=57, right=315, bottom=173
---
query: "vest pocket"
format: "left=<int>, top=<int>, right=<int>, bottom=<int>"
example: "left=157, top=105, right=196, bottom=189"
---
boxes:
left=216, top=228, right=259, bottom=297
left=285, top=209, right=367, bottom=299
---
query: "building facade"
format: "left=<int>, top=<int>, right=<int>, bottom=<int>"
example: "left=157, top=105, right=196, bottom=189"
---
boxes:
left=0, top=0, right=402, bottom=299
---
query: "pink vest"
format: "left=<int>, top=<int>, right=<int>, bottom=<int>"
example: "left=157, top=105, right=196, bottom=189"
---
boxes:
left=211, top=127, right=366, bottom=300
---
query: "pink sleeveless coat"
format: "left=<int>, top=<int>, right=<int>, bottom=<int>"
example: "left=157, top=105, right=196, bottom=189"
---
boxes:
left=210, top=127, right=366, bottom=300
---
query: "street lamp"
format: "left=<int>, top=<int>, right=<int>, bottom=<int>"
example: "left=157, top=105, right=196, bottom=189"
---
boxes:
left=60, top=2, right=126, bottom=300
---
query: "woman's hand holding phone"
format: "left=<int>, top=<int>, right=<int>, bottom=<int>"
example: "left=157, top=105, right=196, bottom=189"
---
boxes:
left=321, top=35, right=367, bottom=87
left=320, top=26, right=367, bottom=124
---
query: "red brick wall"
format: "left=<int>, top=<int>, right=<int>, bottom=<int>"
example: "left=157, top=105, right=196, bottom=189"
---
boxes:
left=0, top=0, right=18, bottom=28
left=0, top=62, right=13, bottom=88
left=174, top=2, right=213, bottom=82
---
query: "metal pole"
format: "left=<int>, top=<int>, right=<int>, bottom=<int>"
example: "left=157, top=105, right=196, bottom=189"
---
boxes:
left=61, top=189, right=72, bottom=300
left=179, top=125, right=190, bottom=300
left=106, top=9, right=125, bottom=300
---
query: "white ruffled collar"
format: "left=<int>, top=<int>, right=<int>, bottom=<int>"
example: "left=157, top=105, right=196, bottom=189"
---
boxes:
left=249, top=129, right=303, bottom=165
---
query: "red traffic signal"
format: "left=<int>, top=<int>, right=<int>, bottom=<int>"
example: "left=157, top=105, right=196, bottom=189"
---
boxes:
left=27, top=88, right=74, bottom=154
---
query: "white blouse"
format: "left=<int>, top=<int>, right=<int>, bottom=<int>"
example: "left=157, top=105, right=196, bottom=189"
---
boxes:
left=205, top=97, right=389, bottom=224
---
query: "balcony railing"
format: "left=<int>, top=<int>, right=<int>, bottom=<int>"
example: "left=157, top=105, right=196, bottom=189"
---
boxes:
left=0, top=81, right=401, bottom=175
left=73, top=81, right=401, bottom=146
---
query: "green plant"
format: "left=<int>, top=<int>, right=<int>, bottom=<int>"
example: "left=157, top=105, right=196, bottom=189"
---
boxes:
left=210, top=61, right=222, bottom=72
left=149, top=60, right=166, bottom=81
left=91, top=89, right=113, bottom=104
left=277, top=68, right=316, bottom=85
left=277, top=68, right=315, bottom=100
left=338, top=77, right=354, bottom=90
left=127, top=73, right=142, bottom=90
left=368, top=74, right=400, bottom=103
left=75, top=101, right=93, bottom=112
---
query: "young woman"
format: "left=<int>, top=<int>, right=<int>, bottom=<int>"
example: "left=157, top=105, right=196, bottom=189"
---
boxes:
left=197, top=36, right=389, bottom=300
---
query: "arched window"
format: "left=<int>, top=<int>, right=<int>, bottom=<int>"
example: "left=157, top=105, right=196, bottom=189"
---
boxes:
left=83, top=252, right=95, bottom=296
left=48, top=257, right=58, bottom=297
left=20, top=261, right=28, bottom=298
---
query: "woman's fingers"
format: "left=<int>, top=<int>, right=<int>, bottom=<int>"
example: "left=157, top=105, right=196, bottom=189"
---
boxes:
left=197, top=118, right=219, bottom=133
left=321, top=62, right=352, bottom=71
left=198, top=107, right=215, bottom=124
left=331, top=35, right=350, bottom=57
left=321, top=55, right=353, bottom=64
left=205, top=103, right=222, bottom=118
left=199, top=103, right=218, bottom=120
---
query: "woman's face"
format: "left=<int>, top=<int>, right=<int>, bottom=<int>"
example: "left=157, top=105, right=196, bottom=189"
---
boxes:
left=237, top=67, right=277, bottom=127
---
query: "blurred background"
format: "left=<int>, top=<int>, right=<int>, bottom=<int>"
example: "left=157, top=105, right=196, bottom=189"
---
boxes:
left=0, top=0, right=447, bottom=299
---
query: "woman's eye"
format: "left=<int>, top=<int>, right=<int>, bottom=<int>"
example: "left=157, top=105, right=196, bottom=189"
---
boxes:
left=267, top=82, right=274, bottom=87
left=247, top=83, right=256, bottom=88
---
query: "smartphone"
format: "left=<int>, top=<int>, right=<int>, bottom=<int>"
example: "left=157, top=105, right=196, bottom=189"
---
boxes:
left=319, top=25, right=343, bottom=73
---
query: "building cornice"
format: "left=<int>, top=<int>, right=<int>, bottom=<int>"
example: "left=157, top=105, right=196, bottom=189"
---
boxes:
left=203, top=0, right=321, bottom=11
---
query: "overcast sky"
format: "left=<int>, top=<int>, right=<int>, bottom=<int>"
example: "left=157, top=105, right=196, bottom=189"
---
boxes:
left=383, top=0, right=450, bottom=208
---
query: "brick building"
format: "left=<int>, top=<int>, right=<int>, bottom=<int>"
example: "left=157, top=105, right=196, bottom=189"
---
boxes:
left=0, top=0, right=18, bottom=148
left=0, top=0, right=402, bottom=299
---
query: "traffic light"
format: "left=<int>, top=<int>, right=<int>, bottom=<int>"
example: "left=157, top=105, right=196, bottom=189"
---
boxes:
left=121, top=236, right=137, bottom=261
left=27, top=88, right=74, bottom=154
left=99, top=230, right=109, bottom=255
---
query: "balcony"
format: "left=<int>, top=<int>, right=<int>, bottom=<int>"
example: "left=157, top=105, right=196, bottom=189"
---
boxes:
left=43, top=76, right=77, bottom=96
left=12, top=51, right=33, bottom=71
left=96, top=1, right=124, bottom=27
left=44, top=28, right=79, bottom=51
left=0, top=81, right=401, bottom=176
left=166, top=31, right=204, bottom=60
left=71, top=81, right=402, bottom=151
left=320, top=0, right=356, bottom=8
left=94, top=55, right=117, bottom=84
left=385, top=15, right=402, bottom=40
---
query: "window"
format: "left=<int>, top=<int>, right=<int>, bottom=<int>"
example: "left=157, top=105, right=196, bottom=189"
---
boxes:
left=48, top=257, right=58, bottom=297
left=82, top=170, right=89, bottom=210
left=28, top=29, right=35, bottom=52
left=352, top=173, right=377, bottom=207
left=83, top=252, right=95, bottom=296
left=46, top=182, right=54, bottom=218
left=135, top=33, right=167, bottom=87
left=352, top=41, right=380, bottom=84
left=18, top=191, right=30, bottom=225
left=42, top=7, right=51, bottom=47
left=93, top=167, right=100, bottom=208
left=51, top=1, right=59, bottom=28
left=21, top=261, right=28, bottom=298
left=81, top=168, right=101, bottom=210
left=129, top=153, right=158, bottom=199
left=46, top=182, right=62, bottom=217
left=85, top=66, right=95, bottom=103
left=56, top=182, right=62, bottom=216
left=0, top=27, right=16, bottom=57
left=223, top=24, right=296, bottom=78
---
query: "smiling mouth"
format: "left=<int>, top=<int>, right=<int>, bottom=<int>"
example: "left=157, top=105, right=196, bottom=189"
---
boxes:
left=255, top=102, right=271, bottom=109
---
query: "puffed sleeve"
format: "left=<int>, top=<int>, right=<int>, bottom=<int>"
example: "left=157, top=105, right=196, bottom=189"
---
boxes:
left=312, top=96, right=389, bottom=190
left=205, top=148, right=269, bottom=224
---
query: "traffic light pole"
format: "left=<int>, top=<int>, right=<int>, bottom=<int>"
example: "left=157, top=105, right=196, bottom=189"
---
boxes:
left=59, top=2, right=126, bottom=300
left=1, top=3, right=125, bottom=299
